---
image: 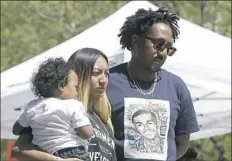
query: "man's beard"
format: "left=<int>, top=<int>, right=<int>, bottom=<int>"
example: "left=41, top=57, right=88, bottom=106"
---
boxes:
left=143, top=62, right=162, bottom=74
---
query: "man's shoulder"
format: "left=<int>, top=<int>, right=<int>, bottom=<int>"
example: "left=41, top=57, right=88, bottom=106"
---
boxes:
left=161, top=69, right=190, bottom=97
left=107, top=63, right=129, bottom=97
left=108, top=63, right=127, bottom=83
left=161, top=69, right=186, bottom=86
left=109, top=63, right=127, bottom=75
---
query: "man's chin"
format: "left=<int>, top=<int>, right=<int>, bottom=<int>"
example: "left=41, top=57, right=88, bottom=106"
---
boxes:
left=149, top=65, right=162, bottom=73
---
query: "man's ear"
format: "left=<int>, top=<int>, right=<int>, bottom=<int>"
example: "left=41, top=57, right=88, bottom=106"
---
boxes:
left=131, top=34, right=139, bottom=48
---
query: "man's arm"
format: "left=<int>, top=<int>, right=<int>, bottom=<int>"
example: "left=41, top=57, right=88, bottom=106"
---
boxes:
left=175, top=134, right=190, bottom=159
left=175, top=77, right=200, bottom=160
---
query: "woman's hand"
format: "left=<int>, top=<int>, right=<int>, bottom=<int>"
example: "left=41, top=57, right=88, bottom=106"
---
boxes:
left=11, top=133, right=55, bottom=161
left=12, top=132, right=85, bottom=161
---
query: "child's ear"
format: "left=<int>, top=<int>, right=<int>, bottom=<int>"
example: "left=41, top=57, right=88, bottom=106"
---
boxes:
left=58, top=82, right=65, bottom=92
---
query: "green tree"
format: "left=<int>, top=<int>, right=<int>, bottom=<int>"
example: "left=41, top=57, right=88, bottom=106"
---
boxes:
left=1, top=1, right=127, bottom=71
left=151, top=1, right=231, bottom=37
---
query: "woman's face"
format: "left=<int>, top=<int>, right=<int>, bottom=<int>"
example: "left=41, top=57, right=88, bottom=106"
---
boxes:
left=90, top=55, right=109, bottom=98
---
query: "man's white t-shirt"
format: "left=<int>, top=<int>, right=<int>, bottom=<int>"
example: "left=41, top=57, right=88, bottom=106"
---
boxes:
left=18, top=98, right=91, bottom=154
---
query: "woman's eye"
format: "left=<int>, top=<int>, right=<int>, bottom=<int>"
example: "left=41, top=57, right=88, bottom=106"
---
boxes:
left=105, top=72, right=109, bottom=77
left=92, top=71, right=101, bottom=76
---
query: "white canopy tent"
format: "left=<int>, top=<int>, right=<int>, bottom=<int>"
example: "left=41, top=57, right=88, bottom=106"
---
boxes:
left=1, top=1, right=231, bottom=140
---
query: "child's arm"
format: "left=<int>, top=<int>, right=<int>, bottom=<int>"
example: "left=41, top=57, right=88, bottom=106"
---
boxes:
left=75, top=124, right=93, bottom=139
left=68, top=100, right=93, bottom=139
left=12, top=121, right=26, bottom=135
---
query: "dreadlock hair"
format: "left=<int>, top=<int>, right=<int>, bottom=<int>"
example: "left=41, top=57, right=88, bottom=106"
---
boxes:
left=118, top=7, right=180, bottom=51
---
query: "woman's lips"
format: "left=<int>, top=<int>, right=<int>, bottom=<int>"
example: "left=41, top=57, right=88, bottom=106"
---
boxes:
left=96, top=88, right=105, bottom=92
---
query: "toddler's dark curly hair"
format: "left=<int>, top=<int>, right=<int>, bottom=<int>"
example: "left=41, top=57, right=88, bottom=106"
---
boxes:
left=31, top=57, right=70, bottom=98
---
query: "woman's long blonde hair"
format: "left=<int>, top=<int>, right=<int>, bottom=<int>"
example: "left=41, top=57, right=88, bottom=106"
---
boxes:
left=66, top=48, right=113, bottom=130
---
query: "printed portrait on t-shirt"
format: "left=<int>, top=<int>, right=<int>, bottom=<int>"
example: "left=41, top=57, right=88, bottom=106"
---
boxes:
left=124, top=98, right=170, bottom=160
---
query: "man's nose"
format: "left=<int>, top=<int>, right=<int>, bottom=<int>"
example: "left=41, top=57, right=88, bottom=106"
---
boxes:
left=158, top=47, right=168, bottom=56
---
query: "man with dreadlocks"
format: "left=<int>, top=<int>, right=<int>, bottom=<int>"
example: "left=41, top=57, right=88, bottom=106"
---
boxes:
left=107, top=7, right=199, bottom=161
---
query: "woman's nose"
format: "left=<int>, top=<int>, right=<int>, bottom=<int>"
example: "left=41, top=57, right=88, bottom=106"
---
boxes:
left=99, top=73, right=107, bottom=84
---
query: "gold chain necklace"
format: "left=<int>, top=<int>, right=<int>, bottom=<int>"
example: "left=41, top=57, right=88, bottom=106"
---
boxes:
left=127, top=63, right=158, bottom=97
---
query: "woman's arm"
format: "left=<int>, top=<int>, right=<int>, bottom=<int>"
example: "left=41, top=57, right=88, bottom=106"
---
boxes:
left=11, top=133, right=82, bottom=161
left=12, top=121, right=25, bottom=135
left=11, top=133, right=59, bottom=161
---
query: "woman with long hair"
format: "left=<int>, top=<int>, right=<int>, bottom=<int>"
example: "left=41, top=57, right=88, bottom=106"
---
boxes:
left=11, top=48, right=116, bottom=161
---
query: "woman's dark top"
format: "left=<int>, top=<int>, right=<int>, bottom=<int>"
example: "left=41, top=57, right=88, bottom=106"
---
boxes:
left=87, top=110, right=117, bottom=161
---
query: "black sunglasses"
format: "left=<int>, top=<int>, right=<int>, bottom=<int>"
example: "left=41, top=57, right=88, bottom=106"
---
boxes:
left=141, top=36, right=177, bottom=56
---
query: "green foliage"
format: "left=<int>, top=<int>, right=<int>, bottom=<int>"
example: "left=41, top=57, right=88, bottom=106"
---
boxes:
left=190, top=134, right=231, bottom=161
left=1, top=1, right=127, bottom=71
left=1, top=1, right=231, bottom=161
left=151, top=1, right=231, bottom=37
